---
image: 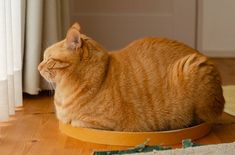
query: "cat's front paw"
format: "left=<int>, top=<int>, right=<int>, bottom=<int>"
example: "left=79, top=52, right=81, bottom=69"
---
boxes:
left=59, top=117, right=71, bottom=124
left=71, top=120, right=88, bottom=128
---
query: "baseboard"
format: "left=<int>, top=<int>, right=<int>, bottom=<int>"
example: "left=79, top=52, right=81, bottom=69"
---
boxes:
left=202, top=50, right=235, bottom=57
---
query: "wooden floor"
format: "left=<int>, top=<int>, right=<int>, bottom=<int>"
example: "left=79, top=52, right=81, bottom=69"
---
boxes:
left=1, top=58, right=235, bottom=155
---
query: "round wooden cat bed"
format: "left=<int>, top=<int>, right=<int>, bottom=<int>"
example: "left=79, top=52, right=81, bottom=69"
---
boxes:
left=59, top=122, right=211, bottom=146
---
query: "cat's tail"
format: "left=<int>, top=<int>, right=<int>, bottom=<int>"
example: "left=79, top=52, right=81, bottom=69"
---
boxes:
left=173, top=53, right=225, bottom=123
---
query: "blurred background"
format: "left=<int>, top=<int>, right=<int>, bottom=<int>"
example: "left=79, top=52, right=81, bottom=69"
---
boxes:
left=69, top=0, right=235, bottom=56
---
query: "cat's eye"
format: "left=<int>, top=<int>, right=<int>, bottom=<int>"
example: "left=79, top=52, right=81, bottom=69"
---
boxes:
left=47, top=59, right=56, bottom=69
left=47, top=59, right=70, bottom=69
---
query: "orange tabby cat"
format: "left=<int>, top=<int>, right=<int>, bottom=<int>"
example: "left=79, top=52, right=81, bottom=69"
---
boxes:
left=38, top=23, right=224, bottom=131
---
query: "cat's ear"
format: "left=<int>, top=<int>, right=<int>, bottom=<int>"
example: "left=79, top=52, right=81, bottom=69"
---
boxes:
left=65, top=22, right=82, bottom=50
left=71, top=22, right=81, bottom=31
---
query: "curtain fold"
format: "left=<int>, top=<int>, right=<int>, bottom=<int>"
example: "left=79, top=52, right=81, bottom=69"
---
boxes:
left=23, top=0, right=69, bottom=94
left=0, top=0, right=23, bottom=121
left=23, top=0, right=43, bottom=94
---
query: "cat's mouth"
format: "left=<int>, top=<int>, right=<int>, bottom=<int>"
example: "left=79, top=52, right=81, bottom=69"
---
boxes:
left=39, top=69, right=56, bottom=90
left=39, top=70, right=56, bottom=83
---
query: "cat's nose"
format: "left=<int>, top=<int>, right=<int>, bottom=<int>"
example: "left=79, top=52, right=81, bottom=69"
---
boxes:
left=38, top=62, right=44, bottom=71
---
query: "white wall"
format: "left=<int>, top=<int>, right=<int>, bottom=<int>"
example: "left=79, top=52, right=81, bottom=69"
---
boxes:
left=198, top=0, right=235, bottom=57
left=69, top=0, right=196, bottom=50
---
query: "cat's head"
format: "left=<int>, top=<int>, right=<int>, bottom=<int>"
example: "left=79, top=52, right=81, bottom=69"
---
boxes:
left=38, top=23, right=108, bottom=84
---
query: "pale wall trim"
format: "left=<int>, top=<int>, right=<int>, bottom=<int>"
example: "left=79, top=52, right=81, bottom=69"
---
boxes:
left=202, top=51, right=235, bottom=57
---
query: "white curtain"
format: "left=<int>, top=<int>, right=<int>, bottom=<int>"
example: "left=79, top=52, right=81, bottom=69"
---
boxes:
left=23, top=0, right=69, bottom=94
left=0, top=0, right=69, bottom=121
left=0, top=0, right=23, bottom=121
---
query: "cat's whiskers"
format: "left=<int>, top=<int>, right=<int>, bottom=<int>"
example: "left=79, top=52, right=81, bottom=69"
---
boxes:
left=47, top=80, right=55, bottom=104
left=49, top=80, right=56, bottom=90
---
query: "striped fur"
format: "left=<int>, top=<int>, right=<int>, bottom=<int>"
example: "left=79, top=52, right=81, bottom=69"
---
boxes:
left=38, top=23, right=224, bottom=131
